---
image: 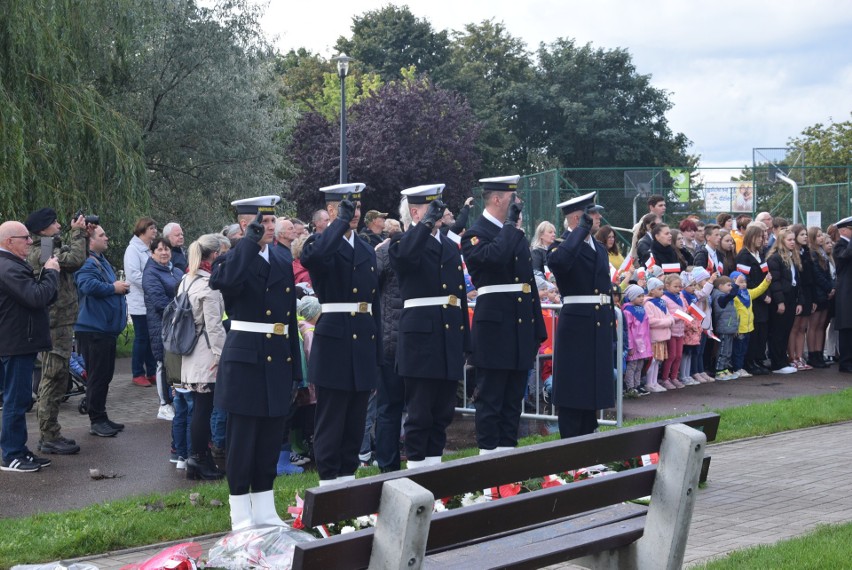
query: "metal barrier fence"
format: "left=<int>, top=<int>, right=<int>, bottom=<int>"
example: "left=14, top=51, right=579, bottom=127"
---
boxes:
left=455, top=303, right=624, bottom=429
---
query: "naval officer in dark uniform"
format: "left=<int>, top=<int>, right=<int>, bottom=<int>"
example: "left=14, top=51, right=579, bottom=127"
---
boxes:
left=833, top=216, right=852, bottom=373
left=461, top=175, right=547, bottom=454
left=209, top=195, right=302, bottom=530
left=547, top=192, right=615, bottom=438
left=390, top=184, right=470, bottom=468
left=300, top=183, right=381, bottom=485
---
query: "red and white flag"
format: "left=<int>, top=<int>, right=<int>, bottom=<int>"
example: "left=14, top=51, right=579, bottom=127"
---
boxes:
left=610, top=263, right=619, bottom=284
left=688, top=303, right=706, bottom=321
left=618, top=254, right=634, bottom=273
left=736, top=263, right=751, bottom=275
left=645, top=253, right=656, bottom=269
left=662, top=262, right=681, bottom=274
left=704, top=329, right=721, bottom=342
left=673, top=309, right=694, bottom=323
left=760, top=262, right=769, bottom=274
left=636, top=267, right=647, bottom=280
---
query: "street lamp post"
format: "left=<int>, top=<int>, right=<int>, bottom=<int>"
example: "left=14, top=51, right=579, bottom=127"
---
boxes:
left=332, top=53, right=352, bottom=184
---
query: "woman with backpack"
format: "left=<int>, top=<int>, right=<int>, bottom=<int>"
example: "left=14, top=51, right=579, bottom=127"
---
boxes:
left=177, top=234, right=227, bottom=480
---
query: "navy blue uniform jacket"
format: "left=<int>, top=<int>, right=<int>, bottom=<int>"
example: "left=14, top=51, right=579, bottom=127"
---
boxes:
left=547, top=226, right=615, bottom=410
left=390, top=223, right=470, bottom=381
left=461, top=216, right=546, bottom=371
left=209, top=238, right=301, bottom=417
left=300, top=218, right=380, bottom=391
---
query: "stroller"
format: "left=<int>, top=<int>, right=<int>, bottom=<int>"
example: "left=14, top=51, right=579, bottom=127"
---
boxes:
left=30, top=351, right=88, bottom=415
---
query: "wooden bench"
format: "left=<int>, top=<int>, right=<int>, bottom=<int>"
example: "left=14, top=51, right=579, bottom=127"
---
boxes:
left=292, top=412, right=720, bottom=570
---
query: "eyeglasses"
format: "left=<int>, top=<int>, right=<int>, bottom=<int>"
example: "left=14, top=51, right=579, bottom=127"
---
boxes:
left=9, top=235, right=32, bottom=241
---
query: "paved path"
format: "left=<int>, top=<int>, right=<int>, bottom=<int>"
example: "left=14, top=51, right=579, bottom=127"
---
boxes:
left=52, top=420, right=852, bottom=569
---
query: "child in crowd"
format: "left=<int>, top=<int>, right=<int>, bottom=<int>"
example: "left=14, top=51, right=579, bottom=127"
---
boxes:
left=730, top=270, right=772, bottom=377
left=622, top=285, right=651, bottom=398
left=711, top=276, right=740, bottom=380
left=661, top=274, right=690, bottom=388
left=690, top=267, right=716, bottom=383
left=679, top=272, right=705, bottom=384
left=644, top=277, right=674, bottom=392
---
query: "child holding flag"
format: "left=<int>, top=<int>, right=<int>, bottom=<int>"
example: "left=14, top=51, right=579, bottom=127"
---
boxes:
left=644, top=277, right=674, bottom=392
left=661, top=274, right=691, bottom=388
left=730, top=270, right=772, bottom=377
left=622, top=285, right=651, bottom=398
left=679, top=272, right=705, bottom=384
left=711, top=276, right=741, bottom=380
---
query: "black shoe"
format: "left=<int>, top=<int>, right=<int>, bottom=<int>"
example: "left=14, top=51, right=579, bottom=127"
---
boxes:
left=808, top=354, right=829, bottom=369
left=39, top=439, right=81, bottom=455
left=746, top=366, right=769, bottom=376
left=90, top=422, right=119, bottom=437
left=1, top=456, right=41, bottom=472
left=24, top=453, right=51, bottom=467
left=186, top=453, right=225, bottom=480
left=105, top=419, right=125, bottom=431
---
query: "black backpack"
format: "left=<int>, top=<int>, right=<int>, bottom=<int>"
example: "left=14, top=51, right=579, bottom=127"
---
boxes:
left=162, top=276, right=208, bottom=356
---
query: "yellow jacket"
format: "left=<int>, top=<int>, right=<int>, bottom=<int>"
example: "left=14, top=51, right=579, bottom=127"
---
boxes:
left=734, top=278, right=771, bottom=334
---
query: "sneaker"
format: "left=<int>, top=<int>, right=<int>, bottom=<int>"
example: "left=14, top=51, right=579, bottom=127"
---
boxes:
left=681, top=377, right=700, bottom=386
left=25, top=453, right=52, bottom=467
left=797, top=359, right=813, bottom=371
left=659, top=380, right=677, bottom=390
left=692, top=373, right=707, bottom=384
left=176, top=456, right=187, bottom=470
left=157, top=404, right=175, bottom=421
left=90, top=422, right=119, bottom=437
left=699, top=372, right=715, bottom=383
left=669, top=379, right=685, bottom=389
left=714, top=370, right=730, bottom=381
left=105, top=419, right=125, bottom=431
left=773, top=366, right=797, bottom=374
left=636, top=386, right=650, bottom=396
left=39, top=438, right=81, bottom=455
left=647, top=383, right=667, bottom=392
left=169, top=450, right=179, bottom=464
left=735, top=369, right=752, bottom=378
left=132, top=376, right=152, bottom=387
left=1, top=456, right=41, bottom=472
left=624, top=388, right=639, bottom=399
left=290, top=452, right=311, bottom=466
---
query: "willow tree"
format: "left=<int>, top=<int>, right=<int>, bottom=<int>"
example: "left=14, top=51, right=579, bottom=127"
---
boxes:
left=0, top=0, right=148, bottom=228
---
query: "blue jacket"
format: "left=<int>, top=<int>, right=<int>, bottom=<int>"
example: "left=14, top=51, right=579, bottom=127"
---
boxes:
left=74, top=252, right=127, bottom=337
left=142, top=258, right=184, bottom=361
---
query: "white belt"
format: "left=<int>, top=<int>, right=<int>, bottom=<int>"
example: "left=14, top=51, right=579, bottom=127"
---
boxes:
left=322, top=302, right=373, bottom=315
left=230, top=320, right=289, bottom=335
left=476, top=283, right=532, bottom=296
left=562, top=294, right=611, bottom=305
left=404, top=295, right=462, bottom=309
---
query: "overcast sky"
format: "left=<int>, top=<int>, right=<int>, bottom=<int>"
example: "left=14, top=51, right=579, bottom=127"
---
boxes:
left=258, top=0, right=852, bottom=179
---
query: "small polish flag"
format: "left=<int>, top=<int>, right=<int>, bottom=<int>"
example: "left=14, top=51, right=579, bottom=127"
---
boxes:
left=636, top=267, right=646, bottom=280
left=662, top=263, right=681, bottom=274
left=618, top=254, right=634, bottom=273
left=688, top=303, right=706, bottom=321
left=706, top=258, right=714, bottom=272
left=704, top=329, right=721, bottom=342
left=736, top=263, right=751, bottom=275
left=645, top=253, right=656, bottom=269
left=760, top=262, right=769, bottom=273
left=640, top=453, right=659, bottom=466
left=610, top=263, right=618, bottom=283
left=717, top=262, right=724, bottom=274
left=674, top=309, right=694, bottom=323
left=544, top=264, right=552, bottom=281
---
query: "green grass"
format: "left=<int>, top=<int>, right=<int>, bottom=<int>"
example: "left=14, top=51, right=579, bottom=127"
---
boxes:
left=694, top=522, right=852, bottom=569
left=3, top=388, right=852, bottom=567
left=116, top=324, right=134, bottom=358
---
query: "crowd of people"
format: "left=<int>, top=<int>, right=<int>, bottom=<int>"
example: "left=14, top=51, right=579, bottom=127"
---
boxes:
left=1, top=187, right=850, bottom=534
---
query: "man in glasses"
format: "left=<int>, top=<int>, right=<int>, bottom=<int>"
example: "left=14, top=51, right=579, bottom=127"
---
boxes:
left=0, top=221, right=60, bottom=473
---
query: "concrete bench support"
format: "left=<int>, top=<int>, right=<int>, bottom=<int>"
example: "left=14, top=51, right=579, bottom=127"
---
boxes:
left=368, top=478, right=435, bottom=570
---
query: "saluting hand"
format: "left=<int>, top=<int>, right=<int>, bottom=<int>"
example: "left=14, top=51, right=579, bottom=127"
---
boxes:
left=245, top=212, right=265, bottom=243
left=505, top=201, right=523, bottom=226
left=422, top=199, right=445, bottom=229
left=578, top=206, right=594, bottom=231
left=338, top=194, right=356, bottom=224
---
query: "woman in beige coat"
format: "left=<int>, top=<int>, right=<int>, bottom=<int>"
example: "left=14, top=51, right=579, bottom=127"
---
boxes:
left=180, top=234, right=228, bottom=480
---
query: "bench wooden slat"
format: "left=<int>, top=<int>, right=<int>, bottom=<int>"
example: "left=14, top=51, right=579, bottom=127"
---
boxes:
left=424, top=508, right=647, bottom=570
left=302, top=412, right=719, bottom=527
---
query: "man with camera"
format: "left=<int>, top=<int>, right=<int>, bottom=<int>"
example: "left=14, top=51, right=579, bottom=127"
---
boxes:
left=74, top=225, right=129, bottom=438
left=25, top=209, right=89, bottom=455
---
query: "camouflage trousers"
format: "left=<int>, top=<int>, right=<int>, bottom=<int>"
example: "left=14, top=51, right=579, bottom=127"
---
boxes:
left=37, top=325, right=73, bottom=442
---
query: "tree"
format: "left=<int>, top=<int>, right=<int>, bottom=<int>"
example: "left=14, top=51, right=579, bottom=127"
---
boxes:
left=788, top=115, right=852, bottom=183
left=518, top=39, right=691, bottom=169
left=286, top=75, right=481, bottom=218
left=434, top=20, right=534, bottom=175
left=334, top=5, right=450, bottom=81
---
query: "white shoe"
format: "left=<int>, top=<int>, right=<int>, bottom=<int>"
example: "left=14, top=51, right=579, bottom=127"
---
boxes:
left=735, top=369, right=752, bottom=378
left=250, top=490, right=286, bottom=526
left=646, top=383, right=667, bottom=392
left=157, top=404, right=175, bottom=421
left=681, top=377, right=700, bottom=386
left=175, top=456, right=187, bottom=470
left=229, top=494, right=254, bottom=530
left=773, top=366, right=797, bottom=374
left=406, top=459, right=427, bottom=470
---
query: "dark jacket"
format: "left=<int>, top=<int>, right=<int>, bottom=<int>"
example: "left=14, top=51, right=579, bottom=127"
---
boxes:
left=649, top=239, right=686, bottom=273
left=734, top=248, right=771, bottom=323
left=530, top=246, right=548, bottom=277
left=711, top=286, right=740, bottom=335
left=301, top=218, right=381, bottom=391
left=547, top=226, right=615, bottom=411
left=74, top=252, right=127, bottom=337
left=390, top=223, right=470, bottom=381
left=210, top=239, right=302, bottom=417
left=462, top=215, right=546, bottom=371
left=636, top=234, right=653, bottom=266
left=694, top=245, right=733, bottom=275
left=358, top=229, right=384, bottom=248
left=796, top=246, right=815, bottom=311
left=0, top=250, right=59, bottom=356
left=767, top=253, right=799, bottom=306
left=834, top=237, right=852, bottom=330
left=376, top=239, right=402, bottom=366
left=142, top=258, right=184, bottom=361
left=170, top=246, right=188, bottom=274
left=810, top=250, right=835, bottom=305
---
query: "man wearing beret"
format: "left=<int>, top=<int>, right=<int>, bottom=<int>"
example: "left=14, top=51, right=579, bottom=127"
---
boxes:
left=26, top=209, right=88, bottom=455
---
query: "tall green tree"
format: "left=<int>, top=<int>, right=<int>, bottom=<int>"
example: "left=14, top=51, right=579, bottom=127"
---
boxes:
left=434, top=20, right=534, bottom=175
left=0, top=0, right=147, bottom=226
left=519, top=39, right=691, bottom=168
left=788, top=115, right=852, bottom=183
left=334, top=5, right=450, bottom=81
